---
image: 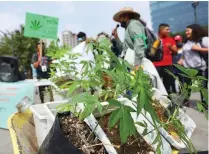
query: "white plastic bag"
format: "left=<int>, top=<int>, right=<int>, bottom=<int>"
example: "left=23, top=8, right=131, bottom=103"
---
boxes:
left=118, top=98, right=172, bottom=154
left=141, top=58, right=168, bottom=96
left=124, top=48, right=168, bottom=96
left=151, top=88, right=196, bottom=149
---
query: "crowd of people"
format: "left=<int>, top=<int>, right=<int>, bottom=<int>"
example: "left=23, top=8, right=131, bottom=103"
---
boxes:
left=31, top=7, right=208, bottom=109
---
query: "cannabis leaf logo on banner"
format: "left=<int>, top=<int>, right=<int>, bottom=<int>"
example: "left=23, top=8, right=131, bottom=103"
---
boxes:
left=30, top=20, right=42, bottom=30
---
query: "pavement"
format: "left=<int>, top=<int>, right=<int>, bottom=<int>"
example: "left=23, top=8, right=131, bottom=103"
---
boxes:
left=0, top=129, right=13, bottom=154
left=0, top=92, right=208, bottom=154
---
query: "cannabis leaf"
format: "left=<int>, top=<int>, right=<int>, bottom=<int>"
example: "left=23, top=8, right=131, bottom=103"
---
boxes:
left=67, top=81, right=80, bottom=96
left=108, top=99, right=136, bottom=143
left=174, top=64, right=198, bottom=78
left=30, top=20, right=42, bottom=30
left=71, top=92, right=103, bottom=120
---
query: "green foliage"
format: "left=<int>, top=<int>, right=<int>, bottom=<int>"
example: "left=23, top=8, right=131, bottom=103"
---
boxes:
left=169, top=31, right=185, bottom=38
left=71, top=92, right=103, bottom=120
left=164, top=64, right=208, bottom=154
left=50, top=37, right=208, bottom=154
left=0, top=25, right=39, bottom=70
left=108, top=99, right=136, bottom=143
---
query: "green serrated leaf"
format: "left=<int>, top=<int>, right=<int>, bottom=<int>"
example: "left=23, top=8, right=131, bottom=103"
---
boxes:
left=120, top=111, right=128, bottom=143
left=79, top=104, right=95, bottom=120
left=135, top=122, right=146, bottom=127
left=174, top=64, right=198, bottom=77
left=203, top=109, right=209, bottom=120
left=165, top=69, right=177, bottom=80
left=97, top=103, right=103, bottom=113
left=108, top=99, right=121, bottom=107
left=115, top=84, right=120, bottom=96
left=124, top=105, right=135, bottom=112
left=68, top=81, right=79, bottom=95
left=195, top=75, right=208, bottom=81
left=156, top=141, right=162, bottom=154
left=201, top=89, right=208, bottom=104
left=108, top=108, right=122, bottom=128
left=197, top=102, right=203, bottom=112
left=142, top=128, right=148, bottom=136
left=137, top=89, right=146, bottom=115
left=152, top=134, right=160, bottom=145
left=56, top=103, right=74, bottom=112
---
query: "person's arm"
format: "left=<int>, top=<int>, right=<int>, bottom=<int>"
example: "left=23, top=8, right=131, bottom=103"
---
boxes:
left=177, top=50, right=184, bottom=65
left=129, top=20, right=146, bottom=67
left=192, top=45, right=208, bottom=53
left=166, top=38, right=178, bottom=54
left=114, top=38, right=123, bottom=55
left=170, top=45, right=178, bottom=54
left=32, top=54, right=41, bottom=68
left=112, top=28, right=123, bottom=54
left=177, top=57, right=184, bottom=65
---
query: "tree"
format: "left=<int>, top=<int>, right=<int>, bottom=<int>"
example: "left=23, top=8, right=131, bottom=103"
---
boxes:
left=0, top=25, right=39, bottom=71
left=169, top=31, right=185, bottom=38
left=169, top=25, right=208, bottom=40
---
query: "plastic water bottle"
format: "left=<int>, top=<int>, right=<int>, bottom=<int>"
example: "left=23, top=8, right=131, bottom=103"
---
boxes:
left=16, top=96, right=34, bottom=113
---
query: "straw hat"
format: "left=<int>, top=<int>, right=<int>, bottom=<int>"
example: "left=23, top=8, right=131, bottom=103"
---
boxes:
left=113, top=7, right=140, bottom=22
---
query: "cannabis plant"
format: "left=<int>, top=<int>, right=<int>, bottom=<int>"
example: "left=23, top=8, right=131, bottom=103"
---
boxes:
left=49, top=37, right=208, bottom=154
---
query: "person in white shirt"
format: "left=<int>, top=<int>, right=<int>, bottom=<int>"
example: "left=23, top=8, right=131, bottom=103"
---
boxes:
left=178, top=24, right=208, bottom=108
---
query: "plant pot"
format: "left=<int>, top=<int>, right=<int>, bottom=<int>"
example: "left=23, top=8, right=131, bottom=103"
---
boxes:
left=44, top=100, right=69, bottom=133
left=43, top=101, right=118, bottom=154
left=30, top=100, right=70, bottom=148
left=150, top=88, right=196, bottom=149
left=38, top=110, right=115, bottom=154
left=30, top=104, right=49, bottom=147
left=158, top=109, right=196, bottom=149
left=118, top=98, right=172, bottom=154
left=90, top=97, right=171, bottom=154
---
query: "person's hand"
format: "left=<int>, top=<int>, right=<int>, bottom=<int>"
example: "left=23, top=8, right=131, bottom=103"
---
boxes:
left=192, top=45, right=200, bottom=51
left=177, top=59, right=183, bottom=65
left=38, top=58, right=41, bottom=62
left=135, top=65, right=144, bottom=71
left=166, top=43, right=172, bottom=48
left=112, top=28, right=118, bottom=39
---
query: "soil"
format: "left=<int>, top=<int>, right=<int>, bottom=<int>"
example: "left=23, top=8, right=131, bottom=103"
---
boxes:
left=98, top=114, right=154, bottom=154
left=59, top=115, right=106, bottom=154
left=152, top=100, right=181, bottom=142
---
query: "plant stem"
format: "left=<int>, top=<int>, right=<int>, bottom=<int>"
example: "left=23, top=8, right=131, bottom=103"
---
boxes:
left=131, top=102, right=164, bottom=146
left=86, top=105, right=109, bottom=141
left=80, top=143, right=120, bottom=149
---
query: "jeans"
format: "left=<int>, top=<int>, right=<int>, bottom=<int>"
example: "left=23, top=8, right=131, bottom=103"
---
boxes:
left=39, top=86, right=54, bottom=103
left=156, top=65, right=174, bottom=94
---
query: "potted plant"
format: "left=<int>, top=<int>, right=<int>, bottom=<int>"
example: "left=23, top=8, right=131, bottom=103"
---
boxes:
left=44, top=37, right=208, bottom=154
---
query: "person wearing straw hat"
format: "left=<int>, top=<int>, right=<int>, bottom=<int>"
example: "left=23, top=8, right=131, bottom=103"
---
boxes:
left=112, top=7, right=168, bottom=96
left=112, top=7, right=146, bottom=69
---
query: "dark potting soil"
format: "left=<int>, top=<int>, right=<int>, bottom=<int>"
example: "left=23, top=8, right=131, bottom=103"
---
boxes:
left=59, top=115, right=106, bottom=154
left=98, top=114, right=154, bottom=154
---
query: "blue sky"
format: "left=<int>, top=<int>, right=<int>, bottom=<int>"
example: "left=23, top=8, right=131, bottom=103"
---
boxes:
left=0, top=1, right=152, bottom=44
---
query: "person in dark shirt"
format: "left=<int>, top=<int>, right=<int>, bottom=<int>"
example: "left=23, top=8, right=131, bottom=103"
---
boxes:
left=32, top=42, right=53, bottom=103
